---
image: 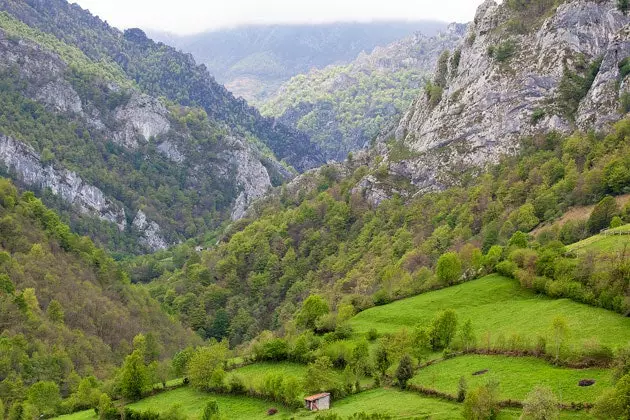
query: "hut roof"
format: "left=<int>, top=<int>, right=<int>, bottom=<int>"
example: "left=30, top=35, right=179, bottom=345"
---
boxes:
left=304, top=393, right=330, bottom=401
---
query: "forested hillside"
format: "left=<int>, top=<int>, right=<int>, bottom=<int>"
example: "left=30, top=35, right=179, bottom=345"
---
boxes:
left=138, top=118, right=630, bottom=345
left=261, top=24, right=466, bottom=161
left=0, top=177, right=197, bottom=412
left=0, top=0, right=324, bottom=254
left=0, top=0, right=324, bottom=172
left=152, top=21, right=447, bottom=104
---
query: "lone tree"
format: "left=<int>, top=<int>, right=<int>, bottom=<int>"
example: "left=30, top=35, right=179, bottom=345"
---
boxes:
left=587, top=196, right=618, bottom=234
left=463, top=382, right=500, bottom=420
left=202, top=400, right=220, bottom=420
left=430, top=309, right=458, bottom=350
left=551, top=316, right=568, bottom=363
left=521, top=386, right=559, bottom=420
left=119, top=350, right=149, bottom=401
left=395, top=354, right=414, bottom=389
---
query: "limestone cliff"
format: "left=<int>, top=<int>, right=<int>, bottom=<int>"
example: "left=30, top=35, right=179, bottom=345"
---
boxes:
left=392, top=0, right=630, bottom=191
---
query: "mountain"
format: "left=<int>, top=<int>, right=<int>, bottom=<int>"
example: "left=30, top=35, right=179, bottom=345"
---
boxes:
left=0, top=177, right=198, bottom=401
left=390, top=0, right=630, bottom=192
left=0, top=0, right=325, bottom=253
left=150, top=21, right=448, bottom=104
left=260, top=23, right=467, bottom=161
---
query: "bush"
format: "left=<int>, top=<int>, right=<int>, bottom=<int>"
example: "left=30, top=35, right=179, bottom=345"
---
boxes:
left=520, top=386, right=559, bottom=420
left=462, top=382, right=500, bottom=420
left=490, top=40, right=517, bottom=63
left=531, top=108, right=546, bottom=125
left=619, top=0, right=629, bottom=15
left=201, top=400, right=219, bottom=420
left=496, top=260, right=518, bottom=278
left=395, top=354, right=414, bottom=389
left=367, top=328, right=379, bottom=341
left=610, top=216, right=624, bottom=229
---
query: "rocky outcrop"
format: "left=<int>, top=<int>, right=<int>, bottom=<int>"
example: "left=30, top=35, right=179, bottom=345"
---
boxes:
left=0, top=134, right=126, bottom=228
left=132, top=210, right=168, bottom=251
left=219, top=137, right=274, bottom=220
left=394, top=0, right=630, bottom=192
left=112, top=92, right=171, bottom=149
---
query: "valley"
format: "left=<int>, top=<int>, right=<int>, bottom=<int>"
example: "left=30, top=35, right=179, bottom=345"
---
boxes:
left=2, top=0, right=630, bottom=419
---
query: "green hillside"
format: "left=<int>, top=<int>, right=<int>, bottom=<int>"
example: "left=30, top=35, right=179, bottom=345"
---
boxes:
left=410, top=355, right=611, bottom=403
left=349, top=274, right=630, bottom=349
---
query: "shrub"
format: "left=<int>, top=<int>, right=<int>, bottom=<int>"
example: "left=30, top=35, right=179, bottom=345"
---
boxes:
left=619, top=0, right=629, bottom=15
left=496, top=260, right=518, bottom=278
left=424, top=82, right=443, bottom=108
left=491, top=40, right=517, bottom=63
left=462, top=382, right=500, bottom=420
left=520, top=386, right=559, bottom=420
left=395, top=354, right=414, bottom=389
left=201, top=400, right=219, bottom=420
left=621, top=92, right=630, bottom=114
left=429, top=309, right=458, bottom=350
left=457, top=376, right=468, bottom=402
left=531, top=108, right=546, bottom=125
left=610, top=216, right=624, bottom=229
left=366, top=328, right=378, bottom=341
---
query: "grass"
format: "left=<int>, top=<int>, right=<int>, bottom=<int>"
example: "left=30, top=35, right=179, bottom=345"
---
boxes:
left=411, top=355, right=611, bottom=403
left=128, top=387, right=293, bottom=419
left=232, top=362, right=309, bottom=393
left=567, top=224, right=630, bottom=255
left=296, top=387, right=491, bottom=419
left=54, top=410, right=96, bottom=420
left=349, top=274, right=630, bottom=349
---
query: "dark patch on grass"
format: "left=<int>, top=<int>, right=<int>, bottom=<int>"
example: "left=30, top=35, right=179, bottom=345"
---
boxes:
left=578, top=379, right=595, bottom=387
left=472, top=369, right=489, bottom=376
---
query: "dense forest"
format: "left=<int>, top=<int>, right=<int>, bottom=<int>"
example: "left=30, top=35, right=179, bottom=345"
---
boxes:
left=0, top=177, right=198, bottom=417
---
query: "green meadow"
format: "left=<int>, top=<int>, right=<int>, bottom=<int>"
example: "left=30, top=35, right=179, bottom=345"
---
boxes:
left=348, top=274, right=630, bottom=349
left=567, top=224, right=630, bottom=254
left=411, top=355, right=611, bottom=403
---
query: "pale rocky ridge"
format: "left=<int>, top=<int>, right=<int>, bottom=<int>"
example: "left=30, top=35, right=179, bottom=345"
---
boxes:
left=388, top=0, right=630, bottom=192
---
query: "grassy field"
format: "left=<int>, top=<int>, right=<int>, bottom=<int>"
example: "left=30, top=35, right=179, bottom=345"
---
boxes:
left=411, top=355, right=611, bottom=403
left=129, top=387, right=294, bottom=419
left=232, top=362, right=308, bottom=392
left=348, top=274, right=630, bottom=349
left=54, top=410, right=96, bottom=420
left=567, top=224, right=630, bottom=255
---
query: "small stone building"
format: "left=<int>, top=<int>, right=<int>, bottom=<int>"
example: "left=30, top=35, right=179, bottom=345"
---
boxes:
left=304, top=392, right=331, bottom=411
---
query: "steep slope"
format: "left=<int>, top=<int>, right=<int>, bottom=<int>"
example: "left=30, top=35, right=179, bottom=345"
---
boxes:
left=151, top=21, right=447, bottom=104
left=0, top=0, right=324, bottom=173
left=0, top=177, right=197, bottom=398
left=261, top=24, right=467, bottom=161
left=392, top=0, right=630, bottom=191
left=142, top=117, right=630, bottom=345
left=0, top=1, right=324, bottom=253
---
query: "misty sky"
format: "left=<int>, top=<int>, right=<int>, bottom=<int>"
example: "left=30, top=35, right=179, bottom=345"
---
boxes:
left=70, top=0, right=485, bottom=35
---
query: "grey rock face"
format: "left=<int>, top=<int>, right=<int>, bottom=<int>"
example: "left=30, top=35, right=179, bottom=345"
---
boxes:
left=219, top=137, right=273, bottom=220
left=0, top=135, right=126, bottom=229
left=112, top=92, right=171, bottom=149
left=132, top=210, right=168, bottom=252
left=394, top=0, right=630, bottom=191
left=156, top=140, right=185, bottom=163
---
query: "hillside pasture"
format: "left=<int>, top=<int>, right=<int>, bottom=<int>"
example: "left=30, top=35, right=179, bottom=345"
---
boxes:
left=348, top=275, right=630, bottom=350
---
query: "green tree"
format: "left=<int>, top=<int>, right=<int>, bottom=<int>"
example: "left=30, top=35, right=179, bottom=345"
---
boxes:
left=304, top=356, right=336, bottom=394
left=374, top=342, right=390, bottom=380
left=46, top=299, right=64, bottom=324
left=430, top=310, right=458, bottom=350
left=521, top=386, right=559, bottom=420
left=208, top=309, right=230, bottom=340
left=463, top=382, right=500, bottom=420
left=119, top=350, right=150, bottom=401
left=201, top=400, right=219, bottom=420
left=551, top=316, right=568, bottom=362
left=610, top=216, right=624, bottom=229
left=457, top=376, right=468, bottom=403
left=172, top=347, right=195, bottom=378
left=593, top=373, right=630, bottom=419
left=187, top=342, right=229, bottom=391
left=459, top=319, right=476, bottom=352
left=587, top=196, right=619, bottom=234
left=27, top=381, right=61, bottom=416
left=436, top=252, right=462, bottom=285
left=395, top=354, right=414, bottom=389
left=296, top=295, right=329, bottom=330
